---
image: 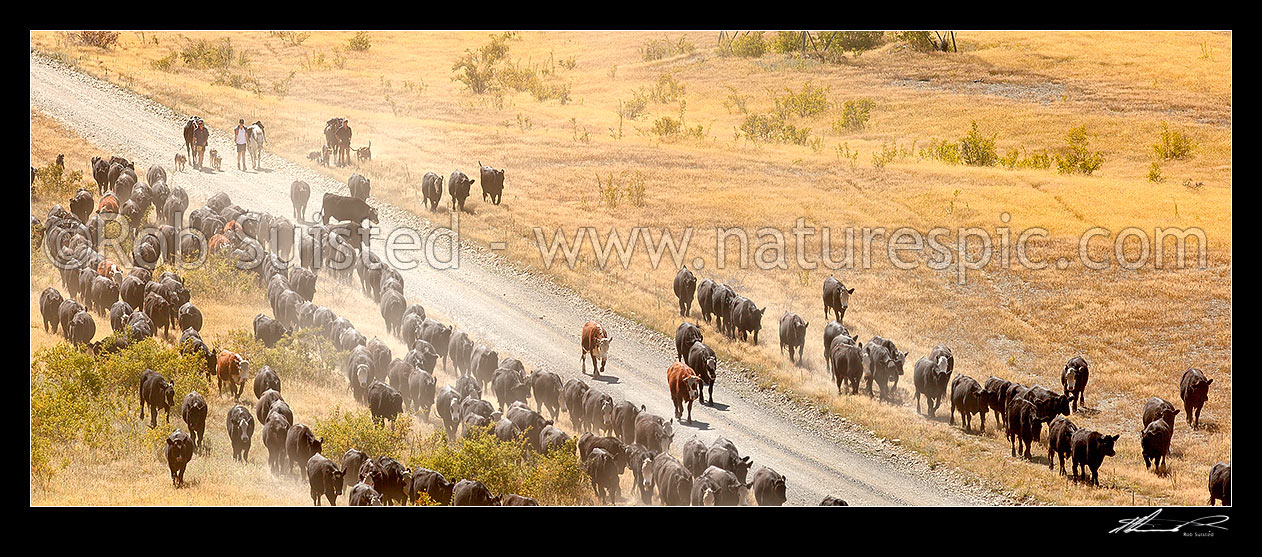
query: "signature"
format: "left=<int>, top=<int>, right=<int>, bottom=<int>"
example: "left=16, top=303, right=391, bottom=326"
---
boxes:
left=1110, top=509, right=1229, bottom=534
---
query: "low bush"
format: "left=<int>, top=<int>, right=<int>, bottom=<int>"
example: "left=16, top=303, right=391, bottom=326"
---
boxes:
left=959, top=121, right=998, bottom=167
left=182, top=252, right=262, bottom=302
left=1055, top=125, right=1105, bottom=175
left=719, top=31, right=766, bottom=58
left=1152, top=121, right=1196, bottom=160
left=772, top=81, right=830, bottom=119
left=346, top=31, right=372, bottom=52
left=834, top=99, right=875, bottom=132
left=640, top=36, right=695, bottom=61
left=410, top=429, right=589, bottom=505
left=76, top=31, right=119, bottom=49
left=314, top=405, right=412, bottom=463
left=31, top=161, right=85, bottom=201
left=220, top=328, right=346, bottom=388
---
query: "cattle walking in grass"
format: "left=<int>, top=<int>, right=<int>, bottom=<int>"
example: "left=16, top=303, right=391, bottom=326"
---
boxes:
left=165, top=430, right=195, bottom=487
left=674, top=321, right=703, bottom=362
left=1208, top=462, right=1230, bottom=506
left=1179, top=367, right=1213, bottom=429
left=778, top=312, right=808, bottom=364
left=180, top=391, right=208, bottom=450
left=421, top=172, right=444, bottom=211
left=1046, top=415, right=1078, bottom=475
left=913, top=352, right=952, bottom=417
left=821, top=275, right=854, bottom=323
left=673, top=266, right=697, bottom=317
left=1142, top=397, right=1180, bottom=431
left=227, top=404, right=255, bottom=462
left=478, top=161, right=505, bottom=205
left=1070, top=429, right=1119, bottom=486
left=285, top=423, right=324, bottom=481
left=949, top=375, right=992, bottom=433
left=307, top=453, right=345, bottom=506
left=215, top=350, right=250, bottom=401
left=1141, top=418, right=1173, bottom=473
left=139, top=369, right=175, bottom=428
left=1061, top=356, right=1090, bottom=413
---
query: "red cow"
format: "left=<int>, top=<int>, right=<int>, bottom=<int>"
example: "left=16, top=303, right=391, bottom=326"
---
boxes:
left=208, top=233, right=231, bottom=253
left=580, top=321, right=612, bottom=378
left=667, top=362, right=701, bottom=423
left=216, top=350, right=251, bottom=401
left=98, top=195, right=119, bottom=214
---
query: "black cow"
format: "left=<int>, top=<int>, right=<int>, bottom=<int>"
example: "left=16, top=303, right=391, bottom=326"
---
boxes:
left=470, top=345, right=500, bottom=389
left=1179, top=367, right=1213, bottom=429
left=226, top=404, right=255, bottom=462
left=540, top=425, right=571, bottom=454
left=411, top=467, right=455, bottom=505
left=1069, top=429, right=1119, bottom=486
left=447, top=330, right=475, bottom=376
left=562, top=378, right=589, bottom=429
left=949, top=375, right=992, bottom=433
left=686, top=343, right=718, bottom=405
left=626, top=443, right=658, bottom=504
left=585, top=448, right=622, bottom=504
left=829, top=340, right=864, bottom=395
left=448, top=170, right=475, bottom=212
left=261, top=411, right=290, bottom=472
left=673, top=266, right=697, bottom=316
left=709, top=283, right=734, bottom=335
left=1046, top=415, right=1078, bottom=475
left=177, top=302, right=202, bottom=333
left=253, top=313, right=290, bottom=348
left=252, top=366, right=282, bottom=399
left=255, top=389, right=286, bottom=425
left=706, top=437, right=754, bottom=484
left=285, top=424, right=324, bottom=480
left=502, top=494, right=539, bottom=506
left=652, top=453, right=692, bottom=506
left=1142, top=397, right=1180, bottom=432
left=913, top=353, right=953, bottom=417
left=452, top=479, right=500, bottom=506
left=180, top=391, right=208, bottom=450
left=492, top=369, right=532, bottom=412
left=821, top=275, right=854, bottom=323
left=611, top=400, right=643, bottom=444
left=139, top=369, right=175, bottom=428
left=749, top=465, right=787, bottom=506
left=348, top=173, right=371, bottom=200
left=421, top=172, right=444, bottom=211
left=681, top=437, right=709, bottom=477
left=820, top=495, right=849, bottom=506
left=778, top=312, right=808, bottom=363
left=1208, top=462, right=1230, bottom=506
left=634, top=412, right=675, bottom=453
left=320, top=193, right=379, bottom=225
left=68, top=310, right=96, bottom=346
left=109, top=301, right=134, bottom=333
left=307, top=453, right=346, bottom=505
left=341, top=449, right=371, bottom=492
left=696, top=279, right=715, bottom=323
left=729, top=297, right=766, bottom=344
left=368, top=381, right=405, bottom=425
left=290, top=181, right=310, bottom=221
left=675, top=321, right=703, bottom=361
left=530, top=370, right=563, bottom=421
left=165, top=430, right=195, bottom=487
left=478, top=161, right=505, bottom=205
left=582, top=388, right=615, bottom=437
left=983, top=376, right=1013, bottom=429
left=407, top=369, right=438, bottom=416
left=692, top=466, right=743, bottom=506
left=1062, top=355, right=1090, bottom=413
left=39, top=287, right=64, bottom=333
left=1141, top=419, right=1173, bottom=473
left=822, top=320, right=851, bottom=374
left=418, top=319, right=453, bottom=370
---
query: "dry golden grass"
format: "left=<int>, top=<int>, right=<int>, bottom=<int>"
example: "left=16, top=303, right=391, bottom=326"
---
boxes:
left=30, top=31, right=1230, bottom=505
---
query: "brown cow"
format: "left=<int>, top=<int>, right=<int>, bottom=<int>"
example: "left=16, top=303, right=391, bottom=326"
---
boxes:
left=208, top=233, right=231, bottom=253
left=581, top=321, right=612, bottom=378
left=99, top=195, right=119, bottom=214
left=216, top=350, right=251, bottom=401
left=667, top=362, right=702, bottom=423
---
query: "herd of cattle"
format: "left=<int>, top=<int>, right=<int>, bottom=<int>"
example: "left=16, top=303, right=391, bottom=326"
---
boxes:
left=29, top=115, right=1229, bottom=505
left=668, top=263, right=1230, bottom=504
left=32, top=147, right=810, bottom=506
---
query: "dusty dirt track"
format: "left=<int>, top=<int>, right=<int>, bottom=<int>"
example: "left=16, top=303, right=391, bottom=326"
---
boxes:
left=30, top=52, right=1012, bottom=506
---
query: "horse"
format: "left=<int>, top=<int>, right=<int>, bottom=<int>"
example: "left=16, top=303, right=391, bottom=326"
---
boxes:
left=246, top=121, right=266, bottom=170
left=182, top=117, right=200, bottom=159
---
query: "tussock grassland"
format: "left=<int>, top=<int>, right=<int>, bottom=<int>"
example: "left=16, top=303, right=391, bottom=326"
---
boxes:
left=31, top=31, right=1230, bottom=505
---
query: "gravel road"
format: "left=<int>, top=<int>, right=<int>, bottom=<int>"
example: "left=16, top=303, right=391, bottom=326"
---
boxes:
left=30, top=51, right=1012, bottom=506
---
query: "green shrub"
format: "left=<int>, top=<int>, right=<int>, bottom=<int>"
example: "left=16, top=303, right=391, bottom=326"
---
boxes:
left=719, top=31, right=766, bottom=58
left=740, top=113, right=811, bottom=145
left=1000, top=147, right=1020, bottom=169
left=410, top=430, right=589, bottom=505
left=772, top=81, right=830, bottom=119
left=183, top=252, right=262, bottom=302
left=346, top=31, right=372, bottom=52
left=77, top=31, right=119, bottom=49
left=150, top=51, right=179, bottom=72
left=620, top=90, right=649, bottom=120
left=221, top=328, right=346, bottom=388
left=824, top=31, right=885, bottom=57
left=530, top=80, right=571, bottom=104
left=31, top=161, right=85, bottom=201
left=181, top=38, right=239, bottom=70
left=640, top=36, right=696, bottom=61
left=773, top=31, right=805, bottom=54
left=649, top=73, right=686, bottom=104
left=921, top=138, right=962, bottom=165
left=452, top=32, right=517, bottom=94
left=722, top=85, right=751, bottom=114
left=894, top=31, right=954, bottom=52
left=834, top=99, right=875, bottom=132
left=1055, top=125, right=1105, bottom=175
left=314, top=406, right=412, bottom=463
left=959, top=121, right=998, bottom=166
left=1148, top=162, right=1165, bottom=183
left=1152, top=121, right=1197, bottom=160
